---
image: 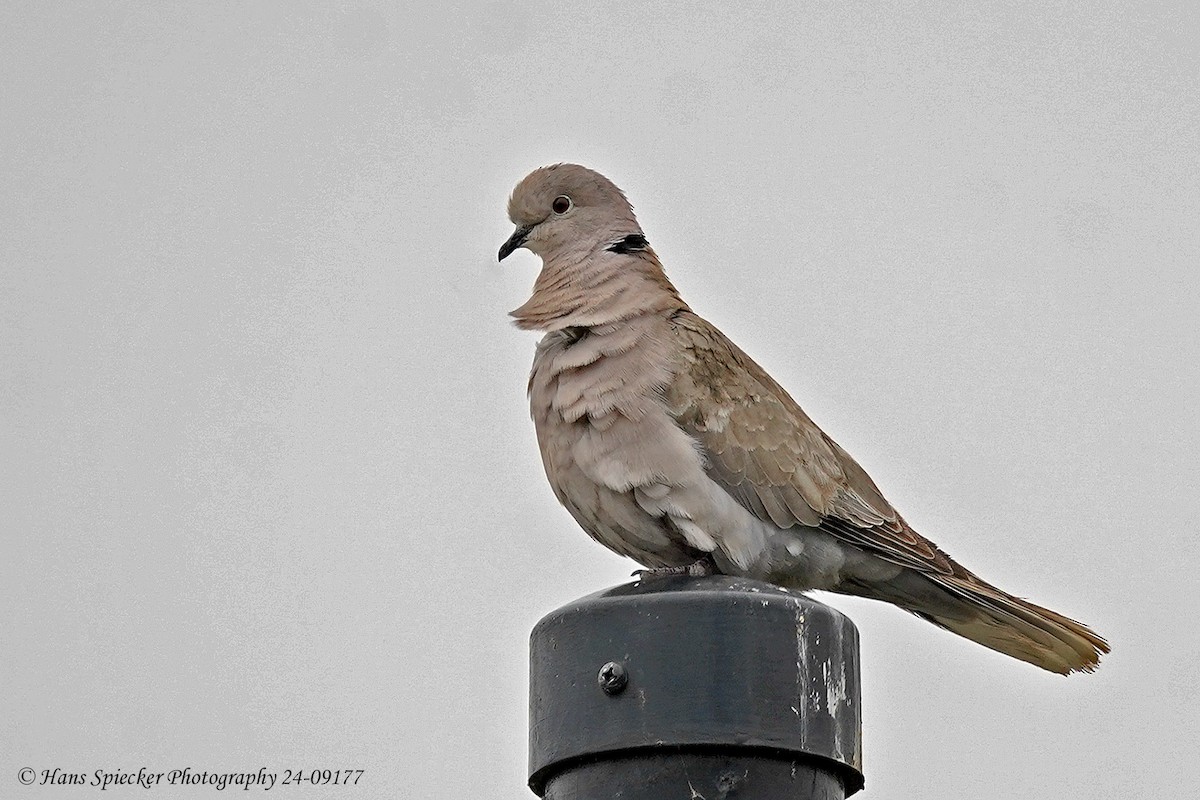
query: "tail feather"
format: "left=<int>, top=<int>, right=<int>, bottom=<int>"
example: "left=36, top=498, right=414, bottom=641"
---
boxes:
left=922, top=576, right=1109, bottom=674
left=847, top=571, right=1110, bottom=675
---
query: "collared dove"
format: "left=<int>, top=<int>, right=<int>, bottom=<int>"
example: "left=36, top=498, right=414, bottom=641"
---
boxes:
left=499, top=163, right=1108, bottom=674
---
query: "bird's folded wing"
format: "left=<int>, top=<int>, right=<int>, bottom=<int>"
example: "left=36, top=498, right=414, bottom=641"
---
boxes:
left=665, top=311, right=954, bottom=576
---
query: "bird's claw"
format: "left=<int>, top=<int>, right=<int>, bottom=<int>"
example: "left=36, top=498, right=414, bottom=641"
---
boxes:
left=633, top=557, right=717, bottom=580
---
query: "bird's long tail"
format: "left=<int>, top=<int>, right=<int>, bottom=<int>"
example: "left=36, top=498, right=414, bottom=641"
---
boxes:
left=848, top=570, right=1110, bottom=674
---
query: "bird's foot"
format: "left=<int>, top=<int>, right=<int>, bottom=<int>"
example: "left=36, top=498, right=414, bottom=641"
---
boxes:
left=633, top=556, right=717, bottom=580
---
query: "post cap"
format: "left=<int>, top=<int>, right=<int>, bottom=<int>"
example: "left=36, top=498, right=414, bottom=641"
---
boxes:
left=529, top=575, right=863, bottom=796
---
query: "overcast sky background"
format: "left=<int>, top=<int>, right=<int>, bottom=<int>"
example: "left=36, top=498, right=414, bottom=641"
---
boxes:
left=3, top=2, right=1198, bottom=798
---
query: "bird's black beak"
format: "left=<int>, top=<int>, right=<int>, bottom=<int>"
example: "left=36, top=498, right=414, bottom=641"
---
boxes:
left=498, top=225, right=532, bottom=262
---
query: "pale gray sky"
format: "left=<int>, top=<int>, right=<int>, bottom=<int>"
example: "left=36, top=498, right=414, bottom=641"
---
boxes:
left=3, top=2, right=1198, bottom=798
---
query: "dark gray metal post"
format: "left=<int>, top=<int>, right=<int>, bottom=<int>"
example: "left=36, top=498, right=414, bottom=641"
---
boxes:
left=529, top=575, right=863, bottom=799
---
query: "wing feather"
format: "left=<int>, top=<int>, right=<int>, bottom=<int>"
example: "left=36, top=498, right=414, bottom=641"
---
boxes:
left=666, top=311, right=954, bottom=576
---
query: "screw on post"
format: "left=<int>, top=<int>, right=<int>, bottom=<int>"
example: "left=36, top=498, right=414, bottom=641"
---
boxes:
left=597, top=661, right=627, bottom=695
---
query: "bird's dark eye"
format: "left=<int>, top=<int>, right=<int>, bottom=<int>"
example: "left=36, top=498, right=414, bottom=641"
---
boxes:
left=552, top=195, right=572, bottom=214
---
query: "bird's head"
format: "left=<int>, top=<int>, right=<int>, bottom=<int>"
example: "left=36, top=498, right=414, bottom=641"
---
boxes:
left=498, top=163, right=642, bottom=262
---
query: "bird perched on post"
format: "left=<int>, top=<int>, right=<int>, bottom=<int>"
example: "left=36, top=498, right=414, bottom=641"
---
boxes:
left=498, top=163, right=1108, bottom=675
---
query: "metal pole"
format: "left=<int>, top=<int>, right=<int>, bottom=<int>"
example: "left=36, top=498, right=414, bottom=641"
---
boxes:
left=528, top=575, right=864, bottom=799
